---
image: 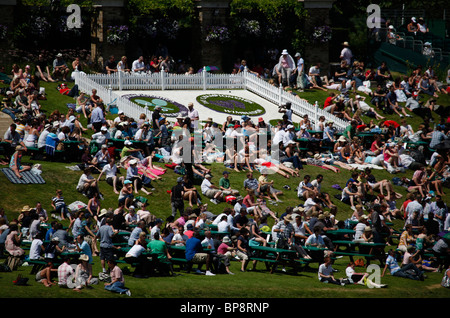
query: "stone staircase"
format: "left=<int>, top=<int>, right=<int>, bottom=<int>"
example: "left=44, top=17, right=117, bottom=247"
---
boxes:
left=0, top=112, right=13, bottom=137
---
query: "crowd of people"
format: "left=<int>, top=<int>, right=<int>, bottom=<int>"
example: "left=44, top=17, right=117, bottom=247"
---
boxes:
left=0, top=45, right=450, bottom=294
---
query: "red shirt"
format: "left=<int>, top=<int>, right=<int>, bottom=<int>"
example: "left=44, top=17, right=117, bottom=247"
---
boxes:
left=371, top=140, right=381, bottom=152
left=383, top=120, right=399, bottom=128
left=324, top=96, right=333, bottom=108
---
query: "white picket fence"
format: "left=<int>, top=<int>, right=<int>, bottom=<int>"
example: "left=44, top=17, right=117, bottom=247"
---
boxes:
left=74, top=67, right=348, bottom=130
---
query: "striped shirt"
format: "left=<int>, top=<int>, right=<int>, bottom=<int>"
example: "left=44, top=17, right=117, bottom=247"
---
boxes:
left=52, top=196, right=65, bottom=208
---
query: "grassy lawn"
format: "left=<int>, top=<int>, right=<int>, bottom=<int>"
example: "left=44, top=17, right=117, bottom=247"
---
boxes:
left=0, top=80, right=449, bottom=299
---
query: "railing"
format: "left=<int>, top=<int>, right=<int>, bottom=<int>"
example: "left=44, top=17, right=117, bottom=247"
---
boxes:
left=73, top=72, right=153, bottom=121
left=74, top=67, right=348, bottom=130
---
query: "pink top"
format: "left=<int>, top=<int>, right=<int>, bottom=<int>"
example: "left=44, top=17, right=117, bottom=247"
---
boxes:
left=110, top=265, right=124, bottom=283
left=217, top=243, right=230, bottom=255
left=243, top=195, right=254, bottom=208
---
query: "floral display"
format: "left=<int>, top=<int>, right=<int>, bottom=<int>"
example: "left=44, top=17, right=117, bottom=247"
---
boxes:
left=196, top=94, right=265, bottom=116
left=238, top=19, right=261, bottom=37
left=0, top=24, right=7, bottom=41
left=205, top=25, right=231, bottom=43
left=30, top=16, right=51, bottom=39
left=106, top=25, right=130, bottom=45
left=312, top=25, right=332, bottom=43
left=123, top=94, right=188, bottom=117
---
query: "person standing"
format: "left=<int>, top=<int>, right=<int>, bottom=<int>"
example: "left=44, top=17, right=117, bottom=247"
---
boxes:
left=293, top=53, right=305, bottom=91
left=340, top=42, right=353, bottom=66
left=171, top=177, right=185, bottom=217
left=90, top=102, right=105, bottom=133
left=187, top=102, right=199, bottom=130
left=96, top=217, right=119, bottom=273
left=276, top=49, right=296, bottom=87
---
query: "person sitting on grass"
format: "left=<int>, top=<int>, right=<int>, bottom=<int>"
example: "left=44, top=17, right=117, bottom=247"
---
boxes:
left=51, top=189, right=73, bottom=223
left=345, top=261, right=387, bottom=288
left=9, top=145, right=31, bottom=179
left=201, top=174, right=223, bottom=205
left=104, top=259, right=131, bottom=296
left=381, top=249, right=425, bottom=281
left=97, top=157, right=124, bottom=195
left=36, top=261, right=58, bottom=288
left=76, top=167, right=102, bottom=199
left=126, top=159, right=152, bottom=196
left=318, top=256, right=346, bottom=286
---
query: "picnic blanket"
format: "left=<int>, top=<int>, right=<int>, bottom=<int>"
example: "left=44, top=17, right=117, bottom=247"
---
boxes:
left=1, top=168, right=46, bottom=184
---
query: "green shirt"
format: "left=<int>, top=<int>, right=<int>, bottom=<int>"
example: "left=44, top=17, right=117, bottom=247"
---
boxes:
left=219, top=177, right=230, bottom=189
left=147, top=240, right=168, bottom=262
left=121, top=146, right=132, bottom=158
left=343, top=125, right=356, bottom=139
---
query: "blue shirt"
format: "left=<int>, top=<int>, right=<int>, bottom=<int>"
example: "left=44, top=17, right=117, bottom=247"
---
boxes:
left=305, top=234, right=325, bottom=246
left=78, top=240, right=93, bottom=263
left=386, top=255, right=400, bottom=274
left=98, top=224, right=114, bottom=248
left=126, top=166, right=139, bottom=180
left=185, top=236, right=202, bottom=261
left=128, top=227, right=143, bottom=246
left=90, top=106, right=105, bottom=124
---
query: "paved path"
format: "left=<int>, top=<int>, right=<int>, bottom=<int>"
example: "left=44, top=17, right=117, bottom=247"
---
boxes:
left=114, top=89, right=303, bottom=124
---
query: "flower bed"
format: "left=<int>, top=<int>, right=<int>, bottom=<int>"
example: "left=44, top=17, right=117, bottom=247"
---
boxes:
left=124, top=94, right=188, bottom=117
left=196, top=94, right=265, bottom=116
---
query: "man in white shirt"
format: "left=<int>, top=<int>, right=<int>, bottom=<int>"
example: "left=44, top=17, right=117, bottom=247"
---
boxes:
left=294, top=53, right=305, bottom=90
left=187, top=102, right=199, bottom=129
left=308, top=63, right=323, bottom=87
left=405, top=195, right=424, bottom=219
left=29, top=233, right=45, bottom=260
left=217, top=215, right=231, bottom=233
left=76, top=167, right=100, bottom=196
left=93, top=145, right=111, bottom=169
left=297, top=175, right=314, bottom=200
left=340, top=42, right=353, bottom=66
left=97, top=158, right=123, bottom=194
left=272, top=127, right=286, bottom=145
left=132, top=56, right=145, bottom=74
left=37, top=124, right=51, bottom=150
left=282, top=125, right=295, bottom=145
left=201, top=230, right=215, bottom=252
left=91, top=126, right=110, bottom=147
left=201, top=174, right=223, bottom=204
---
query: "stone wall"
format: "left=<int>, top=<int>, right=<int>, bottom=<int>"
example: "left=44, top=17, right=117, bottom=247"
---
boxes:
left=193, top=0, right=232, bottom=70
left=90, top=0, right=127, bottom=68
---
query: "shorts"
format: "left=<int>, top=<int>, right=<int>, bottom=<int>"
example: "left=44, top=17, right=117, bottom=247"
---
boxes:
left=324, top=106, right=333, bottom=112
left=35, top=271, right=43, bottom=281
left=118, top=194, right=133, bottom=204
left=100, top=247, right=115, bottom=261
left=191, top=253, right=208, bottom=264
left=204, top=189, right=220, bottom=198
left=235, top=250, right=249, bottom=261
